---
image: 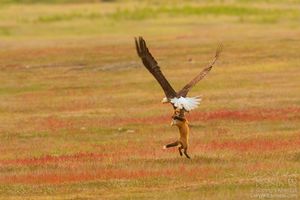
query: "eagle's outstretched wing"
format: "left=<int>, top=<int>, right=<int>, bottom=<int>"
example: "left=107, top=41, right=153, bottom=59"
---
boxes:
left=177, top=44, right=223, bottom=97
left=135, top=36, right=177, bottom=99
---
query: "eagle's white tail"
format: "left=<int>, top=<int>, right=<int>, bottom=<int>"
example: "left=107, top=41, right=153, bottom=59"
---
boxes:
left=170, top=96, right=201, bottom=111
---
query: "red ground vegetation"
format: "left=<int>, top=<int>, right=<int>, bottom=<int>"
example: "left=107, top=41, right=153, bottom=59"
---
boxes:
left=113, top=107, right=300, bottom=125
left=2, top=136, right=298, bottom=169
left=39, top=116, right=77, bottom=132
left=0, top=142, right=165, bottom=166
left=27, top=107, right=300, bottom=132
left=0, top=152, right=105, bottom=166
left=195, top=137, right=300, bottom=152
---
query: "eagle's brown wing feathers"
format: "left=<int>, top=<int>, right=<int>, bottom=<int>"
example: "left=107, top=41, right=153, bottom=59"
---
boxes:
left=135, top=37, right=177, bottom=99
left=177, top=44, right=223, bottom=97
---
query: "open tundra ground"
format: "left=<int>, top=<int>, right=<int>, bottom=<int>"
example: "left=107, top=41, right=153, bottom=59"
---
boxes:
left=0, top=1, right=300, bottom=199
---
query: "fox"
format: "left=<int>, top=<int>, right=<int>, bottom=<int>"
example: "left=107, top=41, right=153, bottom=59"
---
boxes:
left=163, top=113, right=191, bottom=159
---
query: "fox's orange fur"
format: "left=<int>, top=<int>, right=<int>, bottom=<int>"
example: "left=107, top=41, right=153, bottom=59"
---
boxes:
left=164, top=112, right=191, bottom=159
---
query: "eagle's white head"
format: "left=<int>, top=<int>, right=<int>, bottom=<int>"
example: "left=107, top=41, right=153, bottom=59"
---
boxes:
left=161, top=97, right=169, bottom=104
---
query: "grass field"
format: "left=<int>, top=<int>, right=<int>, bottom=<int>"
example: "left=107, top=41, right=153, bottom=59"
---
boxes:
left=0, top=0, right=299, bottom=199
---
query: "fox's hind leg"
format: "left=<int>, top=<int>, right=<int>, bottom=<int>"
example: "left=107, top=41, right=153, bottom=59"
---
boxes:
left=178, top=146, right=183, bottom=156
left=183, top=148, right=191, bottom=159
left=163, top=141, right=179, bottom=149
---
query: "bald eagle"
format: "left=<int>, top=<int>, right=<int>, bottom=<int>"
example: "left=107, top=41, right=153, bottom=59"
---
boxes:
left=135, top=37, right=222, bottom=113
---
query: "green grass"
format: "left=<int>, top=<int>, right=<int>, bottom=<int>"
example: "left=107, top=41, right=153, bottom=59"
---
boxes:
left=109, top=5, right=289, bottom=21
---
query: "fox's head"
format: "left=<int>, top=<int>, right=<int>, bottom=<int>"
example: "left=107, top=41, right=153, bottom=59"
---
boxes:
left=171, top=115, right=187, bottom=127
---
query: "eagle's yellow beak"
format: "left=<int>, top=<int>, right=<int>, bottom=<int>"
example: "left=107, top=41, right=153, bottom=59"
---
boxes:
left=161, top=97, right=169, bottom=104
